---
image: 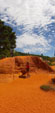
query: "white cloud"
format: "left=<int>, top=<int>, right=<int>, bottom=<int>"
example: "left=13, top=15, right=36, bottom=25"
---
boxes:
left=0, top=0, right=55, bottom=28
left=0, top=0, right=54, bottom=54
left=23, top=47, right=50, bottom=54
left=16, top=33, right=51, bottom=53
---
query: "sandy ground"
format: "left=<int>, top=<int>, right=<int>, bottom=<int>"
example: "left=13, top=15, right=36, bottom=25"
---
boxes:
left=0, top=70, right=55, bottom=113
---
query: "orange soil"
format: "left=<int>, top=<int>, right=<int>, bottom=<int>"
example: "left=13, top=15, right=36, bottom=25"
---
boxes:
left=0, top=70, right=55, bottom=113
left=0, top=56, right=55, bottom=113
left=0, top=56, right=54, bottom=74
left=51, top=66, right=55, bottom=70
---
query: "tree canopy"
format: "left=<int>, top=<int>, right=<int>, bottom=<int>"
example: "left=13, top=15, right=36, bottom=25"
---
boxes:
left=0, top=20, right=16, bottom=58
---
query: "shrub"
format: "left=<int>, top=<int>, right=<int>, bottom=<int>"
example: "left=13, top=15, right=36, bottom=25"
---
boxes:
left=40, top=85, right=51, bottom=91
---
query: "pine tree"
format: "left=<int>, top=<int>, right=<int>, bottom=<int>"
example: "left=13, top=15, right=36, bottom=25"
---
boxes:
left=0, top=20, right=16, bottom=58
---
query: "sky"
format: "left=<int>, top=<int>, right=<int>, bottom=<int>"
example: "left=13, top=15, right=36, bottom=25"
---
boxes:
left=0, top=0, right=55, bottom=57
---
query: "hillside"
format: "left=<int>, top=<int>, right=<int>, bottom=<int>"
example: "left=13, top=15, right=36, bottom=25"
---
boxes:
left=13, top=51, right=55, bottom=66
left=0, top=56, right=54, bottom=74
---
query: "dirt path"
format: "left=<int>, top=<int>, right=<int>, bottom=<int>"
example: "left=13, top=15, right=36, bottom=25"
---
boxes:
left=0, top=71, right=55, bottom=113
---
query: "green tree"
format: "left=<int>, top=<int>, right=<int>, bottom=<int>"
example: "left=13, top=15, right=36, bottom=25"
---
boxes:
left=0, top=20, right=16, bottom=58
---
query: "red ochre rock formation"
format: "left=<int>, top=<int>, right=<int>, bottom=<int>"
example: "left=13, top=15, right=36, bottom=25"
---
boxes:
left=0, top=56, right=54, bottom=74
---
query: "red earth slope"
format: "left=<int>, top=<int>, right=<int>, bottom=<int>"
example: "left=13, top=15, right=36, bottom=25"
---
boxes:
left=0, top=56, right=54, bottom=74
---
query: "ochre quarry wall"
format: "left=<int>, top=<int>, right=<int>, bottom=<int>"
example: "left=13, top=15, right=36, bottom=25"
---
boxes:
left=0, top=56, right=54, bottom=74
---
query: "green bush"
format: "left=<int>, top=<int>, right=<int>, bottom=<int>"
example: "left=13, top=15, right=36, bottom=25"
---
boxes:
left=0, top=19, right=16, bottom=58
left=47, top=62, right=53, bottom=66
left=40, top=85, right=51, bottom=91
